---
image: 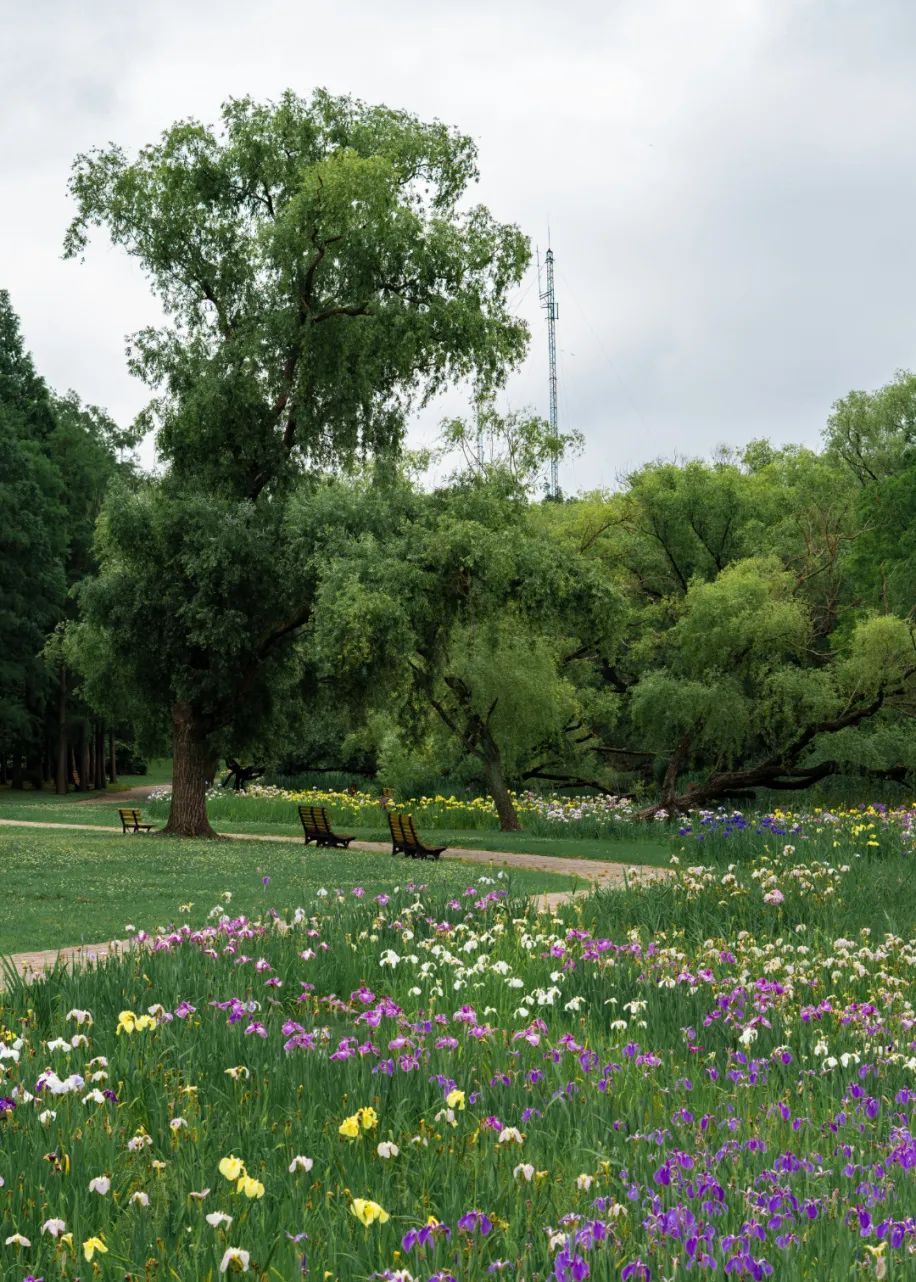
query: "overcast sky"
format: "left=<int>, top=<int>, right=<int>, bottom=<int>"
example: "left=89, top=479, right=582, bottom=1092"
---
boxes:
left=4, top=0, right=916, bottom=490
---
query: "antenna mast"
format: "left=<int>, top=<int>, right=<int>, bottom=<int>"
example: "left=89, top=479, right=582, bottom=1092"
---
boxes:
left=539, top=246, right=560, bottom=498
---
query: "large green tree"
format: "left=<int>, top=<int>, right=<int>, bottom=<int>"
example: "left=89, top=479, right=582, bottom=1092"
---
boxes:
left=67, top=89, right=530, bottom=835
left=625, top=558, right=915, bottom=813
left=536, top=441, right=915, bottom=812
left=305, top=464, right=622, bottom=828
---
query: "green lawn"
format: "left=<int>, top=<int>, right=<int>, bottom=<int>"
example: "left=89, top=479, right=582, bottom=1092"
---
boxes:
left=0, top=796, right=137, bottom=823
left=0, top=828, right=580, bottom=955
left=0, top=797, right=674, bottom=866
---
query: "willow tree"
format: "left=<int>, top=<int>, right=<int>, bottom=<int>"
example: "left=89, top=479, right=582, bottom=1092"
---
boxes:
left=66, top=89, right=529, bottom=836
left=626, top=557, right=916, bottom=814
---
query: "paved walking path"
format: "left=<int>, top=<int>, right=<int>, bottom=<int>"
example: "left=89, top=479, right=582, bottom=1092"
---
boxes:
left=0, top=816, right=667, bottom=985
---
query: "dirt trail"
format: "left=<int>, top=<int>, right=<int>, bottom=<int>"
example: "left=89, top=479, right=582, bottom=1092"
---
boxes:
left=74, top=783, right=165, bottom=803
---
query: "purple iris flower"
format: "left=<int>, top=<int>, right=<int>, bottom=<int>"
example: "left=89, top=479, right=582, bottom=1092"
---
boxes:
left=402, top=1221, right=451, bottom=1252
left=555, top=1249, right=590, bottom=1280
left=621, top=1262, right=652, bottom=1281
left=457, top=1210, right=493, bottom=1236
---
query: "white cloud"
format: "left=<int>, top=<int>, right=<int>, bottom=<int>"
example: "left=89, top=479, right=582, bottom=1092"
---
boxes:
left=4, top=0, right=916, bottom=488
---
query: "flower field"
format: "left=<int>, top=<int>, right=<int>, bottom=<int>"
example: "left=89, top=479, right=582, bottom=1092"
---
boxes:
left=0, top=837, right=913, bottom=1280
left=143, top=785, right=654, bottom=837
left=677, top=804, right=916, bottom=859
left=144, top=785, right=916, bottom=856
left=146, top=785, right=580, bottom=835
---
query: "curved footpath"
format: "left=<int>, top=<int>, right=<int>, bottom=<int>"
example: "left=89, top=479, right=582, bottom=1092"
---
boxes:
left=0, top=816, right=668, bottom=984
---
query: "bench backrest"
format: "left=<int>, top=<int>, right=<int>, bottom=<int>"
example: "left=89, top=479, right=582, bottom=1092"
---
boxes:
left=298, top=804, right=332, bottom=833
left=119, top=808, right=142, bottom=822
left=389, top=812, right=423, bottom=846
left=388, top=811, right=411, bottom=844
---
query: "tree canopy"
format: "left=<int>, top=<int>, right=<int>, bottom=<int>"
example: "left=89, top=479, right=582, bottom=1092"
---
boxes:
left=66, top=89, right=531, bottom=834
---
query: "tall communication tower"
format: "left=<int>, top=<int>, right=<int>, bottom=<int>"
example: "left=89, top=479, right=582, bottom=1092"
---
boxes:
left=539, top=246, right=560, bottom=498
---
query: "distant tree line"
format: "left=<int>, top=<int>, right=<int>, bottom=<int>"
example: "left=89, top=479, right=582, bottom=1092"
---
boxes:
left=4, top=89, right=914, bottom=833
left=0, top=291, right=137, bottom=791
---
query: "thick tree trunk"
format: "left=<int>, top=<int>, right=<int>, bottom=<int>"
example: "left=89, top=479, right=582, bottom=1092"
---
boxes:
left=94, top=723, right=106, bottom=791
left=108, top=729, right=117, bottom=784
left=483, top=750, right=520, bottom=832
left=55, top=668, right=68, bottom=795
left=79, top=724, right=91, bottom=792
left=161, top=703, right=218, bottom=838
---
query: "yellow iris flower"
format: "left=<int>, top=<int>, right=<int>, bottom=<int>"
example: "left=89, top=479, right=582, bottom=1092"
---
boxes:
left=236, top=1174, right=265, bottom=1199
left=218, top=1155, right=246, bottom=1181
left=83, top=1235, right=108, bottom=1261
left=339, top=1114, right=361, bottom=1139
left=116, top=1010, right=157, bottom=1035
left=351, top=1197, right=390, bottom=1226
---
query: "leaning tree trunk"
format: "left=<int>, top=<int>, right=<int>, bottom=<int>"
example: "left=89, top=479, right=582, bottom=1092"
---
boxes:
left=482, top=749, right=520, bottom=832
left=161, top=703, right=218, bottom=838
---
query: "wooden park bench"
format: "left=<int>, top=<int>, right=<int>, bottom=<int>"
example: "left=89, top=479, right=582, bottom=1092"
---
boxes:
left=298, top=804, right=354, bottom=849
left=388, top=811, right=447, bottom=860
left=118, top=807, right=154, bottom=834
